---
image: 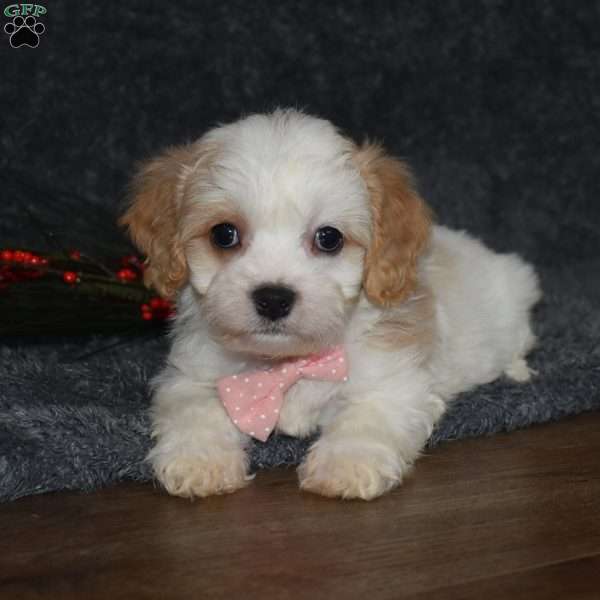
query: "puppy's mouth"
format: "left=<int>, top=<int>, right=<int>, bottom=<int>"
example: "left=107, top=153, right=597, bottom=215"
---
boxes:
left=249, top=323, right=297, bottom=347
left=253, top=322, right=288, bottom=336
left=216, top=322, right=326, bottom=359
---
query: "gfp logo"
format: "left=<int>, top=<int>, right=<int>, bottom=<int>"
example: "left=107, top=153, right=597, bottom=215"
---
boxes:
left=4, top=4, right=46, bottom=48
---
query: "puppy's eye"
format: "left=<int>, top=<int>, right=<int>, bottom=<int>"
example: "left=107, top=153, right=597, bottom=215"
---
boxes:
left=314, top=226, right=344, bottom=254
left=210, top=223, right=240, bottom=249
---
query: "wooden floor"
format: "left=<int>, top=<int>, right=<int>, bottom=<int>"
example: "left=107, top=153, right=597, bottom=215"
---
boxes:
left=1, top=413, right=599, bottom=600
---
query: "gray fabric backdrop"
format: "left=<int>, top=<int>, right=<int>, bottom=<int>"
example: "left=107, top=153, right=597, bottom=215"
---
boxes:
left=1, top=1, right=599, bottom=501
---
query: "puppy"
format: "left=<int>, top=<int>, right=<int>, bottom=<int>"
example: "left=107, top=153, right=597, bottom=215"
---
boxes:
left=121, top=109, right=541, bottom=500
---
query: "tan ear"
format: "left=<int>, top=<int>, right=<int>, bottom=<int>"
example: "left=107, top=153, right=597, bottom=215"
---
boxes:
left=119, top=144, right=199, bottom=299
left=354, top=143, right=432, bottom=307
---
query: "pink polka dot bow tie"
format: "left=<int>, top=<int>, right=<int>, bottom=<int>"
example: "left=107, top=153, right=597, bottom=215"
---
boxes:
left=217, top=346, right=349, bottom=442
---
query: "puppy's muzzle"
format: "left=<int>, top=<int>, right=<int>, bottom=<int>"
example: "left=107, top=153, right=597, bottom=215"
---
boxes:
left=251, top=285, right=296, bottom=321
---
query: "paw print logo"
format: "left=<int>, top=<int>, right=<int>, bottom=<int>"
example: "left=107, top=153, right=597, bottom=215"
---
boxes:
left=4, top=15, right=45, bottom=48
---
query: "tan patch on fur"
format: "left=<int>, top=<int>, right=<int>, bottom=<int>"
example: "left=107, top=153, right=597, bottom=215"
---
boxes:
left=353, top=143, right=432, bottom=306
left=119, top=142, right=217, bottom=298
left=155, top=452, right=250, bottom=499
left=180, top=201, right=247, bottom=267
left=180, top=201, right=244, bottom=243
left=366, top=284, right=435, bottom=363
left=298, top=445, right=401, bottom=500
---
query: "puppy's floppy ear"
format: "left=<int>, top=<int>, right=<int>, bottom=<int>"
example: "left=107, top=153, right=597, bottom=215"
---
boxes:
left=119, top=144, right=201, bottom=299
left=354, top=143, right=432, bottom=307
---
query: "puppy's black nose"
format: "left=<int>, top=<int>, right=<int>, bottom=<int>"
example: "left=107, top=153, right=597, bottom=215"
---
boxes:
left=252, top=285, right=296, bottom=321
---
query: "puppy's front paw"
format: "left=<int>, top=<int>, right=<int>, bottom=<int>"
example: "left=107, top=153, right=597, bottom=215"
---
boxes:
left=298, top=440, right=407, bottom=501
left=151, top=449, right=250, bottom=499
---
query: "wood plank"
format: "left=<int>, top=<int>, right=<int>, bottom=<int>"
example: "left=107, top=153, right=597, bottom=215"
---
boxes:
left=1, top=412, right=599, bottom=599
left=414, top=556, right=600, bottom=600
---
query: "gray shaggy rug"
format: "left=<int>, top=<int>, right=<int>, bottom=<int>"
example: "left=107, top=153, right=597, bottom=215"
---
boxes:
left=1, top=260, right=599, bottom=502
left=2, top=1, right=600, bottom=501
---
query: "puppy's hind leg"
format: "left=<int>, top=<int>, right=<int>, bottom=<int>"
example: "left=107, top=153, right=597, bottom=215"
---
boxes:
left=505, top=356, right=537, bottom=382
left=501, top=256, right=541, bottom=384
left=504, top=323, right=538, bottom=383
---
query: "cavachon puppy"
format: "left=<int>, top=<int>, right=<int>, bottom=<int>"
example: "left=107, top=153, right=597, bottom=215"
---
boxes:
left=121, top=109, right=540, bottom=500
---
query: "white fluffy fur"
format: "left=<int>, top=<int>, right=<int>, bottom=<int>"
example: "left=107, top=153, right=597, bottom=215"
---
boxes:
left=138, top=110, right=541, bottom=500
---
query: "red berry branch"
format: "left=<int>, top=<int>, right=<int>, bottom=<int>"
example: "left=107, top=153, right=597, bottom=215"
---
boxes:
left=0, top=247, right=175, bottom=335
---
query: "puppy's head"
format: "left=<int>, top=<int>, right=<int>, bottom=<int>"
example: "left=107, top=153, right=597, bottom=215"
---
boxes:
left=120, top=110, right=430, bottom=358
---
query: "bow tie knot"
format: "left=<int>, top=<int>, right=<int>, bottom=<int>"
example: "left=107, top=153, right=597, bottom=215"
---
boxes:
left=217, top=346, right=348, bottom=441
